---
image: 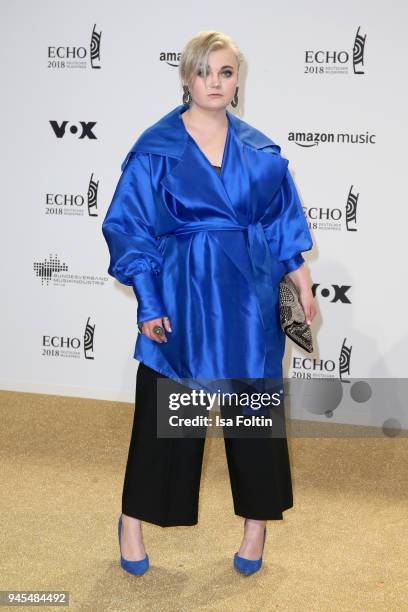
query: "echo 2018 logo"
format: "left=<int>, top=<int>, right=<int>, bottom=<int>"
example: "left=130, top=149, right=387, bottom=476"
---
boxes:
left=45, top=174, right=99, bottom=217
left=42, top=317, right=96, bottom=360
left=291, top=337, right=353, bottom=381
left=303, top=185, right=359, bottom=231
left=47, top=24, right=102, bottom=70
left=304, top=26, right=367, bottom=75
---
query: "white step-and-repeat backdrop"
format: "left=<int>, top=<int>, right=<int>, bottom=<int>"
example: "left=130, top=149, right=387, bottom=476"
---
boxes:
left=2, top=0, right=407, bottom=429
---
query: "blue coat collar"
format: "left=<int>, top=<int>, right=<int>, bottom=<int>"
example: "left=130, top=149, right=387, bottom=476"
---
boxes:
left=121, top=104, right=281, bottom=171
left=118, top=103, right=289, bottom=261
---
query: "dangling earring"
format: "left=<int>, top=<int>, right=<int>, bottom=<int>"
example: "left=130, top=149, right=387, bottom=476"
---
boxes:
left=182, top=85, right=192, bottom=105
left=230, top=86, right=239, bottom=108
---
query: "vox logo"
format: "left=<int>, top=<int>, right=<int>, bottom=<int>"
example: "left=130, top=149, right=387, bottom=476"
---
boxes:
left=312, top=284, right=352, bottom=303
left=49, top=120, right=97, bottom=139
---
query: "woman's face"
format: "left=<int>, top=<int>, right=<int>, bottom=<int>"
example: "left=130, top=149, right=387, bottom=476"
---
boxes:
left=188, top=47, right=239, bottom=111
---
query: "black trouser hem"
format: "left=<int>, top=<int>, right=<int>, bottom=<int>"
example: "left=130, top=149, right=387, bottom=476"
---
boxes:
left=121, top=503, right=294, bottom=527
left=121, top=508, right=199, bottom=528
left=233, top=502, right=294, bottom=521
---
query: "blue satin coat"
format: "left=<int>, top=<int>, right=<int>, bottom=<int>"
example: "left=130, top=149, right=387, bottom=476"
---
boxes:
left=102, top=103, right=313, bottom=390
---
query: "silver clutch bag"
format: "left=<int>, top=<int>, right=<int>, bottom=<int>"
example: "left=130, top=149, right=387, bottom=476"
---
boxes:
left=279, top=275, right=313, bottom=353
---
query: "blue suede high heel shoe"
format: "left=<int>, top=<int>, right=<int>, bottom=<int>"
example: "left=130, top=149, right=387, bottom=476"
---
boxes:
left=118, top=514, right=149, bottom=576
left=233, top=518, right=266, bottom=576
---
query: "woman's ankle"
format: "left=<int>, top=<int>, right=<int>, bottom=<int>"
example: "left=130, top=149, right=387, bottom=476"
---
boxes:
left=244, top=518, right=266, bottom=531
left=122, top=513, right=142, bottom=526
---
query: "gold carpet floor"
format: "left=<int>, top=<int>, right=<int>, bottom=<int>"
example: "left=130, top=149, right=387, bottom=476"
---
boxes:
left=0, top=389, right=407, bottom=612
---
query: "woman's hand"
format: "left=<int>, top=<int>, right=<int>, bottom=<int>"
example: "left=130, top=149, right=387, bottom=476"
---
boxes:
left=298, top=287, right=317, bottom=325
left=287, top=264, right=317, bottom=325
left=138, top=316, right=172, bottom=343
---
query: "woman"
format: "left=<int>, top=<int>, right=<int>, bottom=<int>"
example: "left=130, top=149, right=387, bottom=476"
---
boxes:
left=102, top=30, right=317, bottom=576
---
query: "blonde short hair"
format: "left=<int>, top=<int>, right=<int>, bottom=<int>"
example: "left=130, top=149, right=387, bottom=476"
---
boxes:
left=179, top=31, right=243, bottom=90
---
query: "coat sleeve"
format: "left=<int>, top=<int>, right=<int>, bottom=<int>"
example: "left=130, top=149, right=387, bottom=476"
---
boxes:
left=263, top=166, right=313, bottom=274
left=101, top=151, right=167, bottom=324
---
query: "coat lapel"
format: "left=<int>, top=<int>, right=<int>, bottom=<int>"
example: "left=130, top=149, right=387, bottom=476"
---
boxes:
left=123, top=104, right=288, bottom=224
left=160, top=120, right=236, bottom=221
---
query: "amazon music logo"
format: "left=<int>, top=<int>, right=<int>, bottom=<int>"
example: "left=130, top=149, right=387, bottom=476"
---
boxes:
left=41, top=317, right=96, bottom=360
left=49, top=121, right=97, bottom=139
left=45, top=174, right=99, bottom=217
left=289, top=131, right=376, bottom=148
left=33, top=254, right=108, bottom=287
left=304, top=185, right=359, bottom=231
left=47, top=24, right=102, bottom=70
left=291, top=337, right=353, bottom=381
left=312, top=284, right=352, bottom=304
left=304, top=26, right=367, bottom=75
left=159, top=51, right=181, bottom=68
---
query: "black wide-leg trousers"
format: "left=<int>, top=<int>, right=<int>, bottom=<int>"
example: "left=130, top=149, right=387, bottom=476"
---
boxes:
left=122, top=361, right=293, bottom=527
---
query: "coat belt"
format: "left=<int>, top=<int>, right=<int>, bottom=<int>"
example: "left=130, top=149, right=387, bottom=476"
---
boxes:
left=158, top=221, right=282, bottom=335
